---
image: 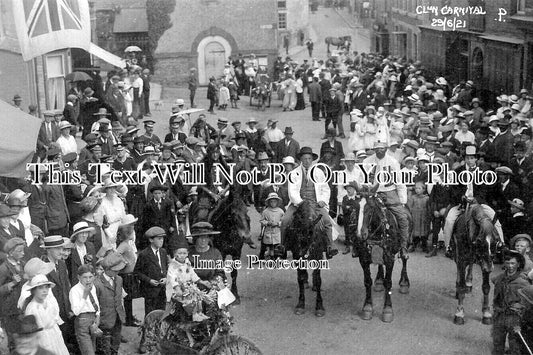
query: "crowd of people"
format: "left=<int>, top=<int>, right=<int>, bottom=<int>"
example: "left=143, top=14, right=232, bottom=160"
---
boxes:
left=1, top=46, right=533, bottom=354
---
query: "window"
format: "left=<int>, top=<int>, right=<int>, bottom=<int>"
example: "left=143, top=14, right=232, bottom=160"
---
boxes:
left=278, top=12, right=287, bottom=30
left=517, top=0, right=526, bottom=13
left=45, top=54, right=66, bottom=110
left=277, top=1, right=286, bottom=9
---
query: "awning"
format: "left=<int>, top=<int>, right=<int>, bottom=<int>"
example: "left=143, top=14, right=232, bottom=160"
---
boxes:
left=113, top=8, right=148, bottom=33
left=479, top=35, right=524, bottom=45
left=0, top=100, right=41, bottom=178
left=88, top=43, right=126, bottom=68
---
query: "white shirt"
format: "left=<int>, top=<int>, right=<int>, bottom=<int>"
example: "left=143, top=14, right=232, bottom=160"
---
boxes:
left=56, top=135, right=77, bottom=155
left=265, top=127, right=284, bottom=143
left=76, top=244, right=87, bottom=264
left=69, top=282, right=100, bottom=316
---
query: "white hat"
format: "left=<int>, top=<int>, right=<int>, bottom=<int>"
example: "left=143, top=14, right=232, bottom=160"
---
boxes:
left=282, top=156, right=296, bottom=165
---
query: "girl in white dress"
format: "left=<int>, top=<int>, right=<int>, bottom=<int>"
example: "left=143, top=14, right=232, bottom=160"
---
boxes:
left=24, top=274, right=69, bottom=355
left=94, top=179, right=127, bottom=250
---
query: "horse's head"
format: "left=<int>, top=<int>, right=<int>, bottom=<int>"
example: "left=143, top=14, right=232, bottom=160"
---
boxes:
left=352, top=182, right=386, bottom=241
left=293, top=200, right=322, bottom=242
left=229, top=195, right=251, bottom=241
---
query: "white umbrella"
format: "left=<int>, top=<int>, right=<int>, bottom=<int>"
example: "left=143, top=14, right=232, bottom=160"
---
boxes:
left=124, top=46, right=142, bottom=53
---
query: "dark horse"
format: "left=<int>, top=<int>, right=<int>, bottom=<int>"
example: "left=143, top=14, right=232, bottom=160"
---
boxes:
left=351, top=184, right=410, bottom=323
left=285, top=200, right=327, bottom=317
left=325, top=36, right=351, bottom=54
left=451, top=207, right=495, bottom=325
left=205, top=191, right=251, bottom=305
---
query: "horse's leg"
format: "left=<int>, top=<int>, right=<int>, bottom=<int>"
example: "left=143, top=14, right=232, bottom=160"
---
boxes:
left=359, top=254, right=373, bottom=320
left=481, top=270, right=493, bottom=325
left=465, top=262, right=474, bottom=293
left=382, top=258, right=394, bottom=323
left=313, top=268, right=325, bottom=317
left=230, top=266, right=240, bottom=305
left=374, top=264, right=385, bottom=292
left=295, top=268, right=306, bottom=315
left=398, top=255, right=410, bottom=294
left=454, top=259, right=466, bottom=325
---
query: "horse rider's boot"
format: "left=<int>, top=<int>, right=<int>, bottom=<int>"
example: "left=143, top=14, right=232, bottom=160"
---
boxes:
left=326, top=246, right=338, bottom=259
left=425, top=245, right=438, bottom=258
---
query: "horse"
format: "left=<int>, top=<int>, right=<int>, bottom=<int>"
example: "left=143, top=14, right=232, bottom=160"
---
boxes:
left=285, top=200, right=327, bottom=317
left=350, top=184, right=410, bottom=323
left=207, top=192, right=251, bottom=305
left=451, top=206, right=495, bottom=325
left=325, top=36, right=351, bottom=54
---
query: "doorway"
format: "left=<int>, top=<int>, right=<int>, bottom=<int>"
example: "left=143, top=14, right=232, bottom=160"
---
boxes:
left=197, top=36, right=232, bottom=85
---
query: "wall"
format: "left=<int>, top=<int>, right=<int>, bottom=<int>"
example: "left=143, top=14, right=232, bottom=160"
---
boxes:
left=154, top=0, right=278, bottom=85
left=0, top=51, right=31, bottom=106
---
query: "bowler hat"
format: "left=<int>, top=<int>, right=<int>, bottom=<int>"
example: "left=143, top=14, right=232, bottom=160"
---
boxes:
left=257, top=151, right=269, bottom=161
left=12, top=94, right=21, bottom=101
left=13, top=315, right=42, bottom=335
left=93, top=108, right=110, bottom=116
left=149, top=184, right=169, bottom=193
left=284, top=127, right=294, bottom=135
left=174, top=235, right=190, bottom=250
left=296, top=147, right=318, bottom=160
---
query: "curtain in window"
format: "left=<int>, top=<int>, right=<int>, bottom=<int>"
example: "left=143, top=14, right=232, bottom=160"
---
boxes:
left=47, top=77, right=65, bottom=110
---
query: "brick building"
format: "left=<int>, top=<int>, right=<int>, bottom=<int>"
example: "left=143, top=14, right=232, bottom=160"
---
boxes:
left=154, top=0, right=279, bottom=86
left=420, top=0, right=533, bottom=95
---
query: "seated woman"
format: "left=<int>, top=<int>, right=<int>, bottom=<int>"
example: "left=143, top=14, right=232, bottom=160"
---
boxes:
left=188, top=222, right=225, bottom=282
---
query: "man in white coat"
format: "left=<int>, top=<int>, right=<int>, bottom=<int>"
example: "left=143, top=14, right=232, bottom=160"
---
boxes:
left=362, top=141, right=411, bottom=258
left=280, top=147, right=338, bottom=258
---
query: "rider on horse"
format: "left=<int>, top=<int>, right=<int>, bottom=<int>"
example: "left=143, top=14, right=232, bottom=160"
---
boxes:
left=361, top=141, right=410, bottom=258
left=280, top=147, right=338, bottom=259
left=442, top=145, right=504, bottom=256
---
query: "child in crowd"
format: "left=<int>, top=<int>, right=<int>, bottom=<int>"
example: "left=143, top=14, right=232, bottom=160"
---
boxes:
left=407, top=181, right=430, bottom=252
left=259, top=193, right=284, bottom=259
left=401, top=156, right=417, bottom=198
left=166, top=236, right=210, bottom=346
left=339, top=182, right=360, bottom=256
left=219, top=82, right=230, bottom=110
left=228, top=80, right=239, bottom=108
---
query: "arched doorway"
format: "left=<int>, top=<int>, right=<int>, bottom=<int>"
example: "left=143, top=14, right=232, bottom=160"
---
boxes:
left=197, top=36, right=232, bottom=85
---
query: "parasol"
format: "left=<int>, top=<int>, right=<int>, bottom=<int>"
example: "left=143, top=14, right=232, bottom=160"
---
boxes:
left=124, top=46, right=142, bottom=53
left=65, top=71, right=92, bottom=82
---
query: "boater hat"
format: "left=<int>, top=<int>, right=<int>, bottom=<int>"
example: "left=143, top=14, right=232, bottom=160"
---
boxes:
left=42, top=235, right=67, bottom=249
left=70, top=221, right=95, bottom=242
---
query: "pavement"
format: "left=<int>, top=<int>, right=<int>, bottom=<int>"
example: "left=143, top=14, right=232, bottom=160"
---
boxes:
left=117, top=90, right=495, bottom=355
left=282, top=7, right=370, bottom=62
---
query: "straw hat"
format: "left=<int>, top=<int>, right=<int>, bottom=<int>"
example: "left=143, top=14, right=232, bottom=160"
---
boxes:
left=190, top=222, right=221, bottom=238
left=42, top=235, right=67, bottom=249
left=27, top=274, right=55, bottom=290
left=70, top=221, right=96, bottom=242
left=265, top=192, right=282, bottom=202
left=23, top=258, right=54, bottom=280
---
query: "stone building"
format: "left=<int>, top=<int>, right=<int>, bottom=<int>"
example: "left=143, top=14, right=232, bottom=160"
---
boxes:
left=154, top=0, right=279, bottom=86
left=278, top=0, right=311, bottom=52
left=420, top=0, right=533, bottom=94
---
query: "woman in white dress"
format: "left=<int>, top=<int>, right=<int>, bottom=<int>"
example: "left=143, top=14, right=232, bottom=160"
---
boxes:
left=24, top=274, right=69, bottom=355
left=93, top=178, right=127, bottom=251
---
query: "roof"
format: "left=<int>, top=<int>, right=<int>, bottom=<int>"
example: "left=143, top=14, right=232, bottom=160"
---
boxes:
left=93, top=0, right=146, bottom=11
left=478, top=34, right=524, bottom=45
left=113, top=8, right=148, bottom=33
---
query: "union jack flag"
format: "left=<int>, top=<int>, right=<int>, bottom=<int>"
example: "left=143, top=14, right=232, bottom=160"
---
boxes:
left=23, top=0, right=82, bottom=37
left=12, top=0, right=90, bottom=61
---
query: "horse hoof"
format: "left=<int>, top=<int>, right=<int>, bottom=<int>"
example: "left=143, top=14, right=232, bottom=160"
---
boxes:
left=453, top=316, right=464, bottom=325
left=312, top=285, right=317, bottom=292
left=381, top=308, right=394, bottom=323
left=294, top=307, right=305, bottom=315
left=315, top=309, right=325, bottom=317
left=399, top=285, right=409, bottom=294
left=374, top=284, right=384, bottom=292
left=304, top=282, right=310, bottom=290
left=482, top=317, right=492, bottom=325
left=361, top=305, right=373, bottom=320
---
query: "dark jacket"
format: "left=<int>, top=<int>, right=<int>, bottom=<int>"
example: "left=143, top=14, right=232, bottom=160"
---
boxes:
left=164, top=132, right=187, bottom=144
left=36, top=122, right=60, bottom=152
left=44, top=184, right=69, bottom=231
left=67, top=242, right=96, bottom=286
left=94, top=274, right=126, bottom=329
left=141, top=198, right=176, bottom=236
left=63, top=104, right=78, bottom=126
left=43, top=258, right=71, bottom=320
left=278, top=137, right=300, bottom=161
left=308, top=81, right=322, bottom=103
left=0, top=260, right=24, bottom=317
left=324, top=94, right=343, bottom=116
left=320, top=140, right=345, bottom=165
left=207, top=82, right=217, bottom=100
left=134, top=246, right=168, bottom=299
left=492, top=130, right=514, bottom=165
